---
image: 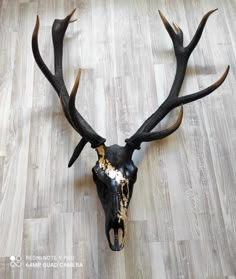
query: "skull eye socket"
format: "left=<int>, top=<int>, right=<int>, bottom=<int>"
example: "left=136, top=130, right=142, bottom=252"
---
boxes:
left=125, top=166, right=137, bottom=180
left=92, top=167, right=108, bottom=185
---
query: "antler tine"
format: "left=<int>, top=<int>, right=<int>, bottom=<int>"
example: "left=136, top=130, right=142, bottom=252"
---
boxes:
left=68, top=138, right=88, bottom=167
left=158, top=8, right=220, bottom=101
left=176, top=66, right=229, bottom=106
left=32, top=16, right=56, bottom=91
left=68, top=69, right=106, bottom=148
left=52, top=8, right=77, bottom=88
left=32, top=10, right=106, bottom=166
left=125, top=9, right=229, bottom=150
left=187, top=9, right=218, bottom=54
left=130, top=105, right=183, bottom=145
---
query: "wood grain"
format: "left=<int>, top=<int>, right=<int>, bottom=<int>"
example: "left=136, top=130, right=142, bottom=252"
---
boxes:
left=0, top=0, right=235, bottom=278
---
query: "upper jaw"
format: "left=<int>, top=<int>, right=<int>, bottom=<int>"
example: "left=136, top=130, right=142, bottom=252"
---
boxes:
left=105, top=219, right=126, bottom=251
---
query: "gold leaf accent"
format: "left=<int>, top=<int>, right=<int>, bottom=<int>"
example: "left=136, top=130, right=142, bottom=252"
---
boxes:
left=96, top=145, right=129, bottom=246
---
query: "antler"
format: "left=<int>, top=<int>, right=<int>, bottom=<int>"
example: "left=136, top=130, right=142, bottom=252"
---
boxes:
left=125, top=9, right=229, bottom=150
left=32, top=9, right=106, bottom=167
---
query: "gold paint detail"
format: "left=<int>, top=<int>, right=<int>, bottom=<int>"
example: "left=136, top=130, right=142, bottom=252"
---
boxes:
left=117, top=201, right=128, bottom=247
left=96, top=145, right=129, bottom=246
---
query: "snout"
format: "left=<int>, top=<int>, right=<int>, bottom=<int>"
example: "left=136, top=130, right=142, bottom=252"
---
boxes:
left=105, top=218, right=126, bottom=251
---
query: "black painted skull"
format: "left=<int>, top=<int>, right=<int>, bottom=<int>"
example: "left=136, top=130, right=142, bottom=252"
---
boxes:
left=92, top=145, right=137, bottom=251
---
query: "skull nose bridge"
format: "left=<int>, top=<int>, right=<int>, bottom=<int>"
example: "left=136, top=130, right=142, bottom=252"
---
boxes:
left=111, top=187, right=120, bottom=218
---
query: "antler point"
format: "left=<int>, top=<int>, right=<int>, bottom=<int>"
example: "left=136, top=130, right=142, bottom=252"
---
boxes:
left=207, top=8, right=218, bottom=17
left=222, top=65, right=230, bottom=80
left=158, top=10, right=166, bottom=21
left=32, top=15, right=40, bottom=39
left=173, top=22, right=181, bottom=33
left=67, top=8, right=77, bottom=23
left=70, top=8, right=77, bottom=15
left=69, top=19, right=78, bottom=24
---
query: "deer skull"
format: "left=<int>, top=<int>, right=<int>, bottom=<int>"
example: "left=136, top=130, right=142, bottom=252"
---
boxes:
left=32, top=8, right=229, bottom=251
left=93, top=145, right=137, bottom=250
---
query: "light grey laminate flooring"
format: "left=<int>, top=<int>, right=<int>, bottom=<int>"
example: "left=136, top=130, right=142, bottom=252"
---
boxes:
left=0, top=0, right=236, bottom=278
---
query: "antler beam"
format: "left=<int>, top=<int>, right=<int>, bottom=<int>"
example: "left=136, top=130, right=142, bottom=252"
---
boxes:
left=125, top=9, right=229, bottom=150
left=32, top=9, right=106, bottom=165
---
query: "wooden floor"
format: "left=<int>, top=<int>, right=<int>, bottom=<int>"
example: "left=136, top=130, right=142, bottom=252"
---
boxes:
left=0, top=0, right=236, bottom=278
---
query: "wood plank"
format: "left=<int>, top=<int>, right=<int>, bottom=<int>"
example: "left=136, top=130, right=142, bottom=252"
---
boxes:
left=0, top=0, right=235, bottom=278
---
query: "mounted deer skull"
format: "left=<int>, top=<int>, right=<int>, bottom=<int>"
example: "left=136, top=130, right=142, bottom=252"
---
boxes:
left=32, top=8, right=229, bottom=251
